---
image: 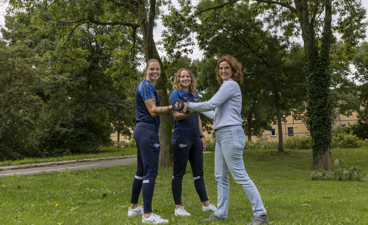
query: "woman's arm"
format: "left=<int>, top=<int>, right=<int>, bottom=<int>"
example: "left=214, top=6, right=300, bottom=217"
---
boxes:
left=201, top=111, right=215, bottom=120
left=144, top=98, right=172, bottom=117
left=187, top=81, right=239, bottom=112
left=199, top=115, right=206, bottom=150
left=172, top=110, right=196, bottom=121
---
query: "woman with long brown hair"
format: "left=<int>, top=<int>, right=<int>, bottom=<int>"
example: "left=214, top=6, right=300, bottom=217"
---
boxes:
left=181, top=55, right=269, bottom=225
left=169, top=68, right=216, bottom=216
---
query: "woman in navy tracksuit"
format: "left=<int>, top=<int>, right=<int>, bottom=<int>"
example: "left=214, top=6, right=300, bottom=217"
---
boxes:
left=169, top=68, right=217, bottom=217
left=128, top=59, right=172, bottom=224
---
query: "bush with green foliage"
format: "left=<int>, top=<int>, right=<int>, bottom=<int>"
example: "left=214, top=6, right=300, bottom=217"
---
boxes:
left=310, top=169, right=329, bottom=180
left=345, top=122, right=368, bottom=140
left=113, top=139, right=137, bottom=149
left=311, top=158, right=367, bottom=182
left=34, top=106, right=113, bottom=157
left=284, top=135, right=312, bottom=149
left=333, top=158, right=367, bottom=181
left=205, top=139, right=216, bottom=151
left=331, top=127, right=365, bottom=148
left=245, top=137, right=278, bottom=150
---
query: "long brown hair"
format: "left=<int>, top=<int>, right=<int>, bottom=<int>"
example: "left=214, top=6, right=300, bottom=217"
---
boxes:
left=215, top=55, right=243, bottom=85
left=173, top=68, right=197, bottom=97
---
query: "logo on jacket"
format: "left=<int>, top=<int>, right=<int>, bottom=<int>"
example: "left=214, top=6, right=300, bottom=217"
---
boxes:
left=154, top=143, right=160, bottom=148
left=178, top=143, right=187, bottom=148
left=194, top=98, right=198, bottom=101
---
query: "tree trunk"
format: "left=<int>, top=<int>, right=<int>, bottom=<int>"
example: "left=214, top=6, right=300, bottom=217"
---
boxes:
left=247, top=116, right=252, bottom=141
left=152, top=46, right=173, bottom=168
left=305, top=0, right=333, bottom=171
left=276, top=111, right=284, bottom=152
left=138, top=1, right=173, bottom=167
left=313, top=147, right=332, bottom=170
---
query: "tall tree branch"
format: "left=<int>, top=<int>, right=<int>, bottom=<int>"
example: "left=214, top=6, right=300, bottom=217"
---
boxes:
left=254, top=0, right=297, bottom=14
left=87, top=17, right=140, bottom=28
left=321, top=0, right=332, bottom=63
left=192, top=0, right=239, bottom=18
left=310, top=0, right=321, bottom=26
left=148, top=0, right=156, bottom=37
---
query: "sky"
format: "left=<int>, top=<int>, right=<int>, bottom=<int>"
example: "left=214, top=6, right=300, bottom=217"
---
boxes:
left=1, top=0, right=368, bottom=61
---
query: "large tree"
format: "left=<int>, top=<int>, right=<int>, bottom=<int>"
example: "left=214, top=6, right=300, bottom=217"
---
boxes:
left=7, top=0, right=174, bottom=166
left=163, top=1, right=306, bottom=151
left=0, top=40, right=44, bottom=159
left=253, top=0, right=366, bottom=169
left=162, top=0, right=366, bottom=169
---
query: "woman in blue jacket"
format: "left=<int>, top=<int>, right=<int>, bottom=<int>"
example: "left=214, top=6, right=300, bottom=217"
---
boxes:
left=169, top=68, right=216, bottom=216
left=128, top=59, right=172, bottom=224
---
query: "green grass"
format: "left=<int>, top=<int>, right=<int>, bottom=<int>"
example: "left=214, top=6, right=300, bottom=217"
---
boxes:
left=1, top=148, right=368, bottom=224
left=0, top=147, right=136, bottom=167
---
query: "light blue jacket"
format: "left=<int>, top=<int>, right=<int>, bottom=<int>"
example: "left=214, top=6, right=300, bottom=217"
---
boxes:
left=187, top=78, right=242, bottom=130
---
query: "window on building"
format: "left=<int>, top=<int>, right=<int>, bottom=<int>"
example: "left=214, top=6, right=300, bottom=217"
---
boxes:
left=271, top=128, right=276, bottom=137
left=340, top=124, right=346, bottom=129
left=288, top=127, right=294, bottom=136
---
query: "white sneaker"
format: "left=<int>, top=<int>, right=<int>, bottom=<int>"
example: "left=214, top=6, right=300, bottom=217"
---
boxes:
left=174, top=206, right=191, bottom=216
left=128, top=205, right=144, bottom=216
left=142, top=213, right=169, bottom=224
left=202, top=204, right=217, bottom=212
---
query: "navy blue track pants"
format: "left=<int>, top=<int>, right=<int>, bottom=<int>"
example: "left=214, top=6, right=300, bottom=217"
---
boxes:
left=171, top=138, right=209, bottom=205
left=130, top=124, right=160, bottom=214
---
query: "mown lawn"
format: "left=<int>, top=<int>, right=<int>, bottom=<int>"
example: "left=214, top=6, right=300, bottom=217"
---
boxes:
left=0, top=148, right=367, bottom=224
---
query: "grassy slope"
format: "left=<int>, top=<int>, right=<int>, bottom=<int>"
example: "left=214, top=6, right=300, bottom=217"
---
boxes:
left=0, top=148, right=367, bottom=224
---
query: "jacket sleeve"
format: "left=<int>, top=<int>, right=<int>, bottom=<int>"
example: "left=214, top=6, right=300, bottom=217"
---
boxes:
left=188, top=81, right=237, bottom=112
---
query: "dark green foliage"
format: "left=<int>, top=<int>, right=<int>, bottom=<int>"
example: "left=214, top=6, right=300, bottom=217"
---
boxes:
left=164, top=2, right=307, bottom=147
left=0, top=145, right=22, bottom=161
left=35, top=108, right=112, bottom=156
left=345, top=122, right=368, bottom=140
left=0, top=40, right=45, bottom=160
left=331, top=127, right=365, bottom=148
left=0, top=13, right=137, bottom=159
left=305, top=41, right=333, bottom=165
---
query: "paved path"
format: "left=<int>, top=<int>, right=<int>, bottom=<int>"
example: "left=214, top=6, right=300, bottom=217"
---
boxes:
left=0, top=156, right=137, bottom=177
left=0, top=151, right=214, bottom=177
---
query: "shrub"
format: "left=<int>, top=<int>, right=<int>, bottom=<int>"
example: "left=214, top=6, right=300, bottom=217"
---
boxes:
left=333, top=158, right=367, bottom=181
left=345, top=122, right=368, bottom=140
left=310, top=169, right=329, bottom=180
left=310, top=158, right=368, bottom=182
left=0, top=144, right=23, bottom=161
left=245, top=137, right=278, bottom=150
left=205, top=139, right=216, bottom=151
left=331, top=128, right=364, bottom=148
left=284, top=135, right=312, bottom=149
left=112, top=139, right=137, bottom=149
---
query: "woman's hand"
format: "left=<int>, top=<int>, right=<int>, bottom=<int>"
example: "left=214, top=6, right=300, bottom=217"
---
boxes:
left=179, top=102, right=189, bottom=114
left=201, top=137, right=206, bottom=151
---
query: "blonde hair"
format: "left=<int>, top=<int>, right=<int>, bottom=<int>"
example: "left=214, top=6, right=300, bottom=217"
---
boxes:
left=173, top=68, right=197, bottom=97
left=215, top=55, right=243, bottom=85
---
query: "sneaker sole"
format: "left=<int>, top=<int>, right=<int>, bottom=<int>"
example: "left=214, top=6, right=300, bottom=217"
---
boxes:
left=128, top=212, right=143, bottom=217
left=142, top=220, right=169, bottom=224
left=174, top=213, right=191, bottom=216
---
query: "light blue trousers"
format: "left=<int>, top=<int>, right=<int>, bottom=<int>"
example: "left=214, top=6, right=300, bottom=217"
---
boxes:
left=214, top=125, right=267, bottom=218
